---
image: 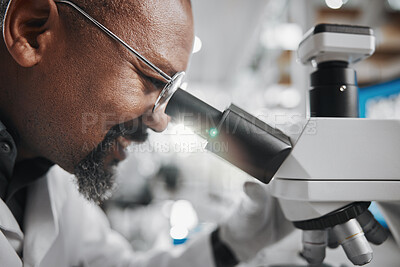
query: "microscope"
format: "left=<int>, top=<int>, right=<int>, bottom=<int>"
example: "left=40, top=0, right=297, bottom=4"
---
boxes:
left=165, top=24, right=400, bottom=266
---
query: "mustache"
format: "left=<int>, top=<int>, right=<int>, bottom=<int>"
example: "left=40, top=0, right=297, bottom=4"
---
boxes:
left=104, top=117, right=149, bottom=144
left=85, top=117, right=149, bottom=159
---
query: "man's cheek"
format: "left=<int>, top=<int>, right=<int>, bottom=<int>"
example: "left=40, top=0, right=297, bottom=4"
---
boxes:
left=81, top=113, right=98, bottom=134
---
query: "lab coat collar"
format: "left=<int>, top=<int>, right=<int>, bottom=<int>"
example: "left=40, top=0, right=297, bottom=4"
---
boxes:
left=23, top=175, right=59, bottom=267
left=0, top=198, right=23, bottom=240
left=0, top=197, right=24, bottom=266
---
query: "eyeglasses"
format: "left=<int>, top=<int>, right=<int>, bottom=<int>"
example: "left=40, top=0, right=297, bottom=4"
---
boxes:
left=54, top=0, right=185, bottom=112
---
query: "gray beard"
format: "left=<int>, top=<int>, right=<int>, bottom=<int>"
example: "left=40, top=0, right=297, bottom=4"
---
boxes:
left=74, top=119, right=148, bottom=204
left=74, top=136, right=117, bottom=204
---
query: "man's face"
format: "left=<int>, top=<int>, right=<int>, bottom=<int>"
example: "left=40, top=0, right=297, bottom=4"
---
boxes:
left=3, top=0, right=194, bottom=203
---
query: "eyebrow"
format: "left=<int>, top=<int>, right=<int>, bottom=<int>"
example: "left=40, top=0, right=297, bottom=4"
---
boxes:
left=139, top=57, right=179, bottom=81
left=153, top=60, right=179, bottom=78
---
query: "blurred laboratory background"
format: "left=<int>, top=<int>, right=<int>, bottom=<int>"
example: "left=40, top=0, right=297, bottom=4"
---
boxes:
left=104, top=0, right=400, bottom=266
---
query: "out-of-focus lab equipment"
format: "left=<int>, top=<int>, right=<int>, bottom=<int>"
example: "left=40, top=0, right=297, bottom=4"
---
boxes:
left=164, top=24, right=400, bottom=266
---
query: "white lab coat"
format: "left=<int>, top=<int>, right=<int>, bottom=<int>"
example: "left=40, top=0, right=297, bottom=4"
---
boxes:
left=0, top=166, right=215, bottom=267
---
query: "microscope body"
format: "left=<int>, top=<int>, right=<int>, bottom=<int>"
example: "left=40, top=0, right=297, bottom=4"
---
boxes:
left=165, top=23, right=399, bottom=266
left=271, top=118, right=400, bottom=263
left=272, top=118, right=400, bottom=221
left=270, top=24, right=400, bottom=265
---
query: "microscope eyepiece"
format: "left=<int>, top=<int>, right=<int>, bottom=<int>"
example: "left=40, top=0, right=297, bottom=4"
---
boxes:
left=165, top=88, right=223, bottom=140
left=165, top=88, right=292, bottom=183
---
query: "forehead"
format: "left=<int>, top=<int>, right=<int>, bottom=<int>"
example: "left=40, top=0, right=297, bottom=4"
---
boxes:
left=113, top=0, right=194, bottom=75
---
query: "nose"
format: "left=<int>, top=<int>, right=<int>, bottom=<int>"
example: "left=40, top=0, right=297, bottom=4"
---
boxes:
left=142, top=105, right=171, bottom=132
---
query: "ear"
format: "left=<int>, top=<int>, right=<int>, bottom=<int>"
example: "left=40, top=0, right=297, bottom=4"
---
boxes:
left=3, top=0, right=59, bottom=67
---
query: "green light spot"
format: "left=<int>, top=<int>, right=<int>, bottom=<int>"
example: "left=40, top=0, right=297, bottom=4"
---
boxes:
left=209, top=128, right=218, bottom=138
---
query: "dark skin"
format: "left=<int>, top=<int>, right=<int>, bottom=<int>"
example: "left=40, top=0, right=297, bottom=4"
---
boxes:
left=0, top=0, right=194, bottom=174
